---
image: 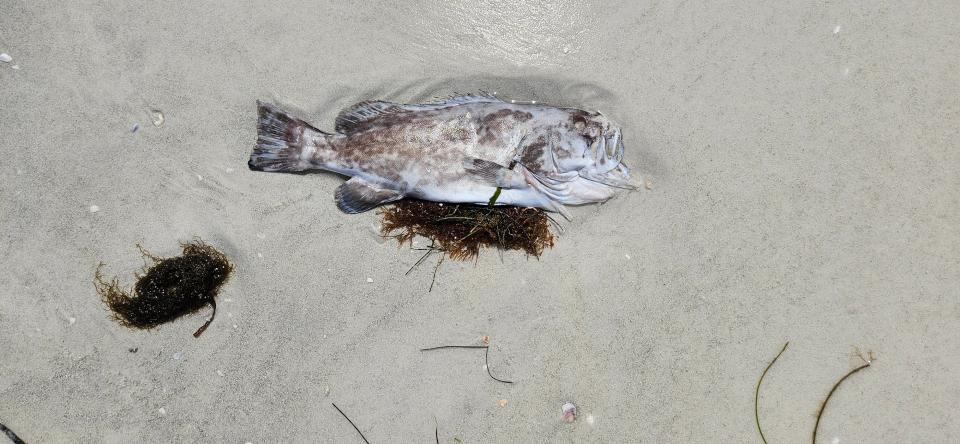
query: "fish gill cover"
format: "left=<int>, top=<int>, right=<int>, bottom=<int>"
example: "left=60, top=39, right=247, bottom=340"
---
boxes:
left=94, top=240, right=233, bottom=337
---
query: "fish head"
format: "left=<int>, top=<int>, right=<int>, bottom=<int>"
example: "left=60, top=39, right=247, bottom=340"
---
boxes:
left=514, top=107, right=639, bottom=209
left=547, top=109, right=637, bottom=191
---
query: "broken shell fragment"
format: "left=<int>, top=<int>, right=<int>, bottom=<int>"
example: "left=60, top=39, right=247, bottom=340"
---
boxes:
left=150, top=109, right=165, bottom=127
left=562, top=402, right=577, bottom=423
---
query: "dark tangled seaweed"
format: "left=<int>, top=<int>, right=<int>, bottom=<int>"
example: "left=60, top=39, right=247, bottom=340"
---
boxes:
left=379, top=200, right=556, bottom=260
left=94, top=240, right=233, bottom=337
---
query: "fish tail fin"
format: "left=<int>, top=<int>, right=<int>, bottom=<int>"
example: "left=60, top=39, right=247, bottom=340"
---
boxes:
left=249, top=101, right=329, bottom=172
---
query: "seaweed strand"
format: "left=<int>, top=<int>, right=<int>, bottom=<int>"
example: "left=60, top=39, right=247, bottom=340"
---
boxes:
left=0, top=422, right=26, bottom=444
left=484, top=345, right=514, bottom=384
left=429, top=254, right=444, bottom=293
left=95, top=240, right=232, bottom=337
left=380, top=200, right=554, bottom=261
left=192, top=299, right=217, bottom=338
left=755, top=342, right=789, bottom=444
left=331, top=403, right=370, bottom=444
left=812, top=353, right=873, bottom=444
left=420, top=345, right=514, bottom=384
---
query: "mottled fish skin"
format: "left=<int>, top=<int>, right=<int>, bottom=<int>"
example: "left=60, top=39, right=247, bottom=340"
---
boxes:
left=248, top=95, right=638, bottom=215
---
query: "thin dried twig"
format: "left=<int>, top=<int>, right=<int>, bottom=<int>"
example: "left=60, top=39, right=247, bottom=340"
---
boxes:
left=420, top=345, right=514, bottom=384
left=331, top=403, right=370, bottom=444
left=484, top=346, right=513, bottom=384
left=406, top=241, right=446, bottom=292
left=755, top=342, right=789, bottom=444
left=406, top=241, right=439, bottom=276
left=812, top=351, right=874, bottom=444
left=0, top=422, right=26, bottom=444
left=429, top=254, right=444, bottom=293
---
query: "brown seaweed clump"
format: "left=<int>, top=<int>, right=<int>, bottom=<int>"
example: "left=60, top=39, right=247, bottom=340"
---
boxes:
left=379, top=200, right=556, bottom=260
left=95, top=240, right=233, bottom=338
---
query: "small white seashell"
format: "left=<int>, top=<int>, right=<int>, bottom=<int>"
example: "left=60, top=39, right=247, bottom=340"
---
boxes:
left=366, top=277, right=374, bottom=283
left=0, top=53, right=11, bottom=63
left=624, top=253, right=631, bottom=260
left=833, top=25, right=841, bottom=34
left=158, top=407, right=166, bottom=415
left=256, top=252, right=263, bottom=258
left=68, top=317, right=76, bottom=325
left=216, top=370, right=225, bottom=377
left=89, top=205, right=100, bottom=213
left=150, top=109, right=165, bottom=127
left=173, top=351, right=182, bottom=360
left=562, top=402, right=577, bottom=423
left=11, top=65, right=19, bottom=70
left=586, top=414, right=595, bottom=425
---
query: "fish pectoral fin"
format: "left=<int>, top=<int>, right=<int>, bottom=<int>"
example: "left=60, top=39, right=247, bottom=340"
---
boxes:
left=462, top=158, right=527, bottom=189
left=334, top=177, right=404, bottom=214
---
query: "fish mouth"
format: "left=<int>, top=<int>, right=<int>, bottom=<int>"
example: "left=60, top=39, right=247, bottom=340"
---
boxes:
left=580, top=128, right=637, bottom=189
left=590, top=128, right=624, bottom=173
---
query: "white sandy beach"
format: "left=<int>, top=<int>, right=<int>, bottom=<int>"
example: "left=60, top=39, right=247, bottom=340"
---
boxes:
left=1, top=1, right=959, bottom=442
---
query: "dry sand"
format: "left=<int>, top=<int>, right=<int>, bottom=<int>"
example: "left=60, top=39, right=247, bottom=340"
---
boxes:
left=2, top=1, right=959, bottom=442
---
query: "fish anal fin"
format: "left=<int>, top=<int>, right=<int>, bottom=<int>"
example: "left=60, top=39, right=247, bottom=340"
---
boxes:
left=334, top=177, right=404, bottom=213
left=463, top=158, right=526, bottom=189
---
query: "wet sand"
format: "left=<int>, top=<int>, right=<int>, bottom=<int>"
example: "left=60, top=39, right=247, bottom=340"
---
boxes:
left=1, top=1, right=959, bottom=442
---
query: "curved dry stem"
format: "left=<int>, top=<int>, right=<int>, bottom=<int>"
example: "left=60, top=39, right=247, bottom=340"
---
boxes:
left=755, top=342, right=789, bottom=444
left=812, top=356, right=873, bottom=444
left=331, top=403, right=370, bottom=444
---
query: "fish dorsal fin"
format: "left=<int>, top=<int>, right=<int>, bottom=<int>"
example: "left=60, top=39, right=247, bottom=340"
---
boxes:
left=426, top=92, right=504, bottom=107
left=335, top=93, right=505, bottom=134
left=335, top=101, right=408, bottom=134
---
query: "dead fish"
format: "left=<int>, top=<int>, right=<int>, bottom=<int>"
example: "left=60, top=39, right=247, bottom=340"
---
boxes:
left=248, top=94, right=639, bottom=217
